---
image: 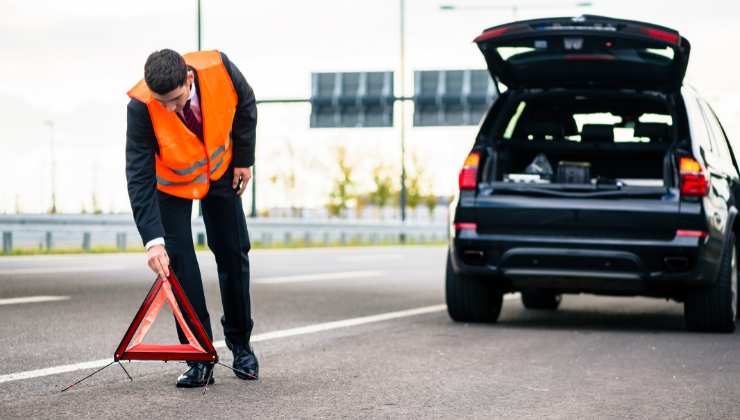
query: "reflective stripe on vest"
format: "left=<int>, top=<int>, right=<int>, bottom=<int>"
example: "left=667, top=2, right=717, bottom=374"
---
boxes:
left=210, top=156, right=225, bottom=175
left=209, top=145, right=225, bottom=162
left=208, top=145, right=226, bottom=174
left=127, top=50, right=238, bottom=200
left=170, top=157, right=208, bottom=177
left=157, top=173, right=208, bottom=186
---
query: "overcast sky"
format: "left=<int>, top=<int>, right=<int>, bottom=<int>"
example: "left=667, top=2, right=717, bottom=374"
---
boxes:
left=2, top=0, right=739, bottom=214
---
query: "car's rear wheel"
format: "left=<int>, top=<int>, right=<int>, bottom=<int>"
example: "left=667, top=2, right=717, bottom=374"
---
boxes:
left=684, top=233, right=737, bottom=333
left=446, top=252, right=503, bottom=323
left=521, top=290, right=562, bottom=310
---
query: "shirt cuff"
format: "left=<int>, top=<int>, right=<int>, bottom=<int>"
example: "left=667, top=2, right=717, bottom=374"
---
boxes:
left=145, top=237, right=165, bottom=250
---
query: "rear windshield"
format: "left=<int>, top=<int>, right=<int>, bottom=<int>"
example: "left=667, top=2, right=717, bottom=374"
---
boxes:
left=496, top=43, right=676, bottom=66
left=499, top=93, right=674, bottom=144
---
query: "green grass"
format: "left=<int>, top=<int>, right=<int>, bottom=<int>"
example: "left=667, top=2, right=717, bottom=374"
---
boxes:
left=2, top=239, right=447, bottom=256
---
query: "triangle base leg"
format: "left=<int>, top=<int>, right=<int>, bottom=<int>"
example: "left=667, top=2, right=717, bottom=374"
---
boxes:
left=60, top=361, right=115, bottom=393
left=201, top=365, right=215, bottom=395
left=215, top=361, right=255, bottom=380
left=118, top=362, right=133, bottom=382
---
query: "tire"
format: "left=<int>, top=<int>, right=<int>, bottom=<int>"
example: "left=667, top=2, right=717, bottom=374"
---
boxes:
left=684, top=233, right=738, bottom=333
left=445, top=251, right=503, bottom=323
left=521, top=290, right=562, bottom=310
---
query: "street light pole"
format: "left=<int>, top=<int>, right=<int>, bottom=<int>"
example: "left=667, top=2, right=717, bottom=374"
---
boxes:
left=196, top=0, right=259, bottom=217
left=196, top=0, right=257, bottom=217
left=196, top=0, right=203, bottom=218
left=197, top=0, right=202, bottom=51
left=399, top=0, right=408, bottom=236
left=43, top=120, right=57, bottom=214
left=251, top=165, right=257, bottom=217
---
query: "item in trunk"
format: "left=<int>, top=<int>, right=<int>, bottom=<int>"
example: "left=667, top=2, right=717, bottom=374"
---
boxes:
left=618, top=179, right=664, bottom=187
left=504, top=173, right=549, bottom=183
left=557, top=161, right=591, bottom=184
left=524, top=153, right=554, bottom=180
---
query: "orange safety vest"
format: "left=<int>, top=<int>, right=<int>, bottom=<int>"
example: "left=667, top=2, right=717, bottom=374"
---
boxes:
left=128, top=50, right=238, bottom=200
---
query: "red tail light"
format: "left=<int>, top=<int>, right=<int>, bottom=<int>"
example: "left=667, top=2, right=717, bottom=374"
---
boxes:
left=458, top=152, right=480, bottom=190
left=454, top=223, right=477, bottom=232
left=640, top=27, right=680, bottom=45
left=676, top=230, right=708, bottom=239
left=474, top=26, right=510, bottom=43
left=679, top=157, right=708, bottom=197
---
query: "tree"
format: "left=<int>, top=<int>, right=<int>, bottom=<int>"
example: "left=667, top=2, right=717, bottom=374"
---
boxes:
left=407, top=175, right=422, bottom=211
left=268, top=142, right=301, bottom=217
left=368, top=164, right=394, bottom=218
left=406, top=153, right=425, bottom=211
left=355, top=194, right=370, bottom=219
left=326, top=146, right=356, bottom=218
left=424, top=181, right=437, bottom=218
left=92, top=191, right=102, bottom=215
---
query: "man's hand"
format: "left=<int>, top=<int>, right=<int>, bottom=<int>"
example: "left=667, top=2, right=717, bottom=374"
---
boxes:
left=147, top=244, right=170, bottom=280
left=233, top=166, right=252, bottom=196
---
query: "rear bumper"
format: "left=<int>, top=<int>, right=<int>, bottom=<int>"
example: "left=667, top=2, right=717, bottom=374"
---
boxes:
left=451, top=231, right=715, bottom=294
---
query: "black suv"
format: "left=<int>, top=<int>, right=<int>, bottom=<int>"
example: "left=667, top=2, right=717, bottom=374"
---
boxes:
left=447, top=15, right=739, bottom=332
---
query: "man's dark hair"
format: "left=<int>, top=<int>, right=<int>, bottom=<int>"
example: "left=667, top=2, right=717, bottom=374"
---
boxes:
left=144, top=49, right=188, bottom=95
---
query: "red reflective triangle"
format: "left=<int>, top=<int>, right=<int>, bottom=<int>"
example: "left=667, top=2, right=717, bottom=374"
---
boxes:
left=114, top=268, right=218, bottom=362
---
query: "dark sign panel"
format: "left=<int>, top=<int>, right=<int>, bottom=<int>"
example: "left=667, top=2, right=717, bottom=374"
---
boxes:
left=413, top=69, right=497, bottom=126
left=310, top=72, right=394, bottom=128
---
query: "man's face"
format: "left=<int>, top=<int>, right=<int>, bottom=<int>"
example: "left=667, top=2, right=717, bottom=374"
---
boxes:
left=151, top=70, right=194, bottom=113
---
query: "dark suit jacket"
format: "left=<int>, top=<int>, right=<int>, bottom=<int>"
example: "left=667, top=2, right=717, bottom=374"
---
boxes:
left=125, top=52, right=257, bottom=245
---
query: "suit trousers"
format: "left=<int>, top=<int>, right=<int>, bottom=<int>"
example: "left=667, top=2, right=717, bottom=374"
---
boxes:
left=156, top=164, right=254, bottom=349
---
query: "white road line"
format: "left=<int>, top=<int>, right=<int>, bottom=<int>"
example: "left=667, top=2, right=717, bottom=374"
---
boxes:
left=217, top=304, right=447, bottom=345
left=254, top=270, right=384, bottom=284
left=0, top=293, right=521, bottom=385
left=0, top=296, right=70, bottom=306
left=0, top=303, right=446, bottom=385
left=0, top=358, right=114, bottom=384
left=0, top=266, right=128, bottom=276
left=338, top=255, right=403, bottom=262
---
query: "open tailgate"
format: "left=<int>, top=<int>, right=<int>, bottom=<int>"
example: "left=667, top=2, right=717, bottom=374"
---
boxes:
left=474, top=15, right=690, bottom=91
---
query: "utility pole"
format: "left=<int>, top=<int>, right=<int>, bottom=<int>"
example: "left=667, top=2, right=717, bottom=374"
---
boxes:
left=251, top=165, right=257, bottom=217
left=399, top=0, right=408, bottom=240
left=196, top=0, right=257, bottom=217
left=197, top=0, right=203, bottom=218
left=197, top=0, right=202, bottom=51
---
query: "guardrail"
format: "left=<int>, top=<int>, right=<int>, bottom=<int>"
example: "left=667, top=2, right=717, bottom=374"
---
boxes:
left=0, top=214, right=448, bottom=253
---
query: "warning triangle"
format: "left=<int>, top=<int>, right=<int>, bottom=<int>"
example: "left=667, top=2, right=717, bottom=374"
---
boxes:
left=114, top=268, right=218, bottom=363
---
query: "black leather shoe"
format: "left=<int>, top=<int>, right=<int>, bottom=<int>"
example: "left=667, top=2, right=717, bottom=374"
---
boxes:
left=226, top=339, right=258, bottom=380
left=176, top=362, right=215, bottom=388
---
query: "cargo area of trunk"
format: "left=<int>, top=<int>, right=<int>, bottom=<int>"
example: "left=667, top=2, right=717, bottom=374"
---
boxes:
left=493, top=137, right=671, bottom=185
left=482, top=89, right=678, bottom=188
left=474, top=89, right=683, bottom=240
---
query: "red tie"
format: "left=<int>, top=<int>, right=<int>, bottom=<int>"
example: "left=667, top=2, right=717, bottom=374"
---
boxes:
left=182, top=100, right=203, bottom=140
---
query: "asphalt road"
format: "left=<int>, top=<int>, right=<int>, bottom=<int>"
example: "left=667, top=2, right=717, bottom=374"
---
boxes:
left=1, top=246, right=739, bottom=419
